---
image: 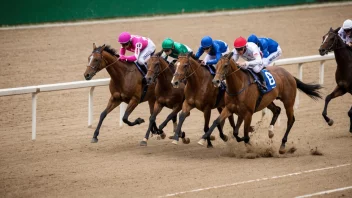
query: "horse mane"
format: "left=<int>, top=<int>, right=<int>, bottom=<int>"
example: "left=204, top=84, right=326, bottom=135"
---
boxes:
left=94, top=45, right=119, bottom=57
left=334, top=27, right=341, bottom=33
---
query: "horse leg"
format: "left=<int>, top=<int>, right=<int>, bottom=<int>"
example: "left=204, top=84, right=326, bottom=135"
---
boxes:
left=168, top=115, right=177, bottom=139
left=216, top=107, right=229, bottom=142
left=266, top=102, right=281, bottom=139
left=202, top=108, right=214, bottom=148
left=279, top=105, right=295, bottom=154
left=148, top=99, right=159, bottom=135
left=159, top=104, right=182, bottom=138
left=140, top=102, right=163, bottom=146
left=233, top=116, right=244, bottom=142
left=91, top=96, right=121, bottom=143
left=122, top=99, right=144, bottom=126
left=322, top=86, right=346, bottom=126
left=242, top=113, right=253, bottom=144
left=172, top=103, right=193, bottom=145
left=198, top=107, right=232, bottom=146
left=348, top=106, right=352, bottom=133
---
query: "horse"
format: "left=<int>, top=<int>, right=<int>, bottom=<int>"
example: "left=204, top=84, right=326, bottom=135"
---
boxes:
left=319, top=27, right=352, bottom=132
left=84, top=43, right=158, bottom=143
left=140, top=52, right=186, bottom=146
left=171, top=53, right=237, bottom=148
left=198, top=52, right=323, bottom=154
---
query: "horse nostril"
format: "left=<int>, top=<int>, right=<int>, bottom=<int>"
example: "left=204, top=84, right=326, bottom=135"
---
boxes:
left=174, top=81, right=179, bottom=86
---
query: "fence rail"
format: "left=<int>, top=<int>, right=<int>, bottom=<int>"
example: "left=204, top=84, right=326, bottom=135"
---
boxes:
left=0, top=54, right=335, bottom=140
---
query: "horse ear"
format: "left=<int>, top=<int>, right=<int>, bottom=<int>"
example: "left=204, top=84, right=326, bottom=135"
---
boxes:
left=329, top=27, right=333, bottom=32
left=93, top=43, right=97, bottom=50
left=187, top=52, right=191, bottom=58
left=155, top=49, right=163, bottom=57
left=227, top=52, right=234, bottom=60
left=100, top=44, right=106, bottom=52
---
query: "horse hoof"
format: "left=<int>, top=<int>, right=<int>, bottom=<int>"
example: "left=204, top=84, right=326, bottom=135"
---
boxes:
left=160, top=133, right=166, bottom=139
left=207, top=144, right=214, bottom=148
left=268, top=125, right=274, bottom=138
left=234, top=135, right=242, bottom=142
left=137, top=118, right=145, bottom=124
left=328, top=119, right=334, bottom=126
left=279, top=145, right=286, bottom=154
left=210, top=135, right=216, bottom=141
left=168, top=135, right=174, bottom=139
left=197, top=139, right=206, bottom=146
left=221, top=135, right=228, bottom=142
left=182, top=138, right=190, bottom=144
left=91, top=138, right=98, bottom=143
left=140, top=141, right=147, bottom=146
left=171, top=140, right=178, bottom=145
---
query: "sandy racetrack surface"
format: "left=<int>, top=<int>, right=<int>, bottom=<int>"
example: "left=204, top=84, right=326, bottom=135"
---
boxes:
left=0, top=4, right=351, bottom=198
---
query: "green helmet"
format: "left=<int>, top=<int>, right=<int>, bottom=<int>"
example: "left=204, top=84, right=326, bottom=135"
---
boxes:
left=162, top=38, right=174, bottom=49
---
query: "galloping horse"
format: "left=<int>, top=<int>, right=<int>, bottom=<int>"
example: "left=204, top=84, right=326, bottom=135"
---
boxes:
left=140, top=52, right=186, bottom=146
left=198, top=52, right=322, bottom=154
left=319, top=27, right=352, bottom=132
left=171, top=53, right=237, bottom=148
left=84, top=43, right=158, bottom=143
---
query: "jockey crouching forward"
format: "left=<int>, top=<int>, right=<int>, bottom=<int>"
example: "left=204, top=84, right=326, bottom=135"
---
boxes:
left=117, top=32, right=156, bottom=68
left=232, top=36, right=267, bottom=90
left=338, top=19, right=352, bottom=47
left=161, top=38, right=193, bottom=66
left=195, top=36, right=229, bottom=67
left=247, top=34, right=282, bottom=67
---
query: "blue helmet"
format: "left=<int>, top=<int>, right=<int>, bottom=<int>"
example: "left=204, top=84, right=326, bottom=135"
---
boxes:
left=201, top=36, right=213, bottom=48
left=247, top=34, right=259, bottom=45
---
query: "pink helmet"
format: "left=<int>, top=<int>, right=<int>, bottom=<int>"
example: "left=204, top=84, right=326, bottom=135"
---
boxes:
left=118, top=32, right=131, bottom=43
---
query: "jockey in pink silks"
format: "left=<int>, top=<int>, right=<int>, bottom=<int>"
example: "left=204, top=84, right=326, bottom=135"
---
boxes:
left=117, top=32, right=156, bottom=67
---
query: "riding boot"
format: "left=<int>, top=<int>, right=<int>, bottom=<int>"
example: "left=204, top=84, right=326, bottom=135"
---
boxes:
left=259, top=72, right=267, bottom=90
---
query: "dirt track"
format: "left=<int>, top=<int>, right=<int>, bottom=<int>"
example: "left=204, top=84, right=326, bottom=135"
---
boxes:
left=0, top=4, right=351, bottom=198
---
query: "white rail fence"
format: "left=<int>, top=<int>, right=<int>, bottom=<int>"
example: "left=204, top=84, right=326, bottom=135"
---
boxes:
left=0, top=54, right=335, bottom=140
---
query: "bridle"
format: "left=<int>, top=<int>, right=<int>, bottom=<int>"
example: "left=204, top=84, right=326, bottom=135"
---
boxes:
left=216, top=58, right=242, bottom=81
left=87, top=51, right=119, bottom=76
left=173, top=55, right=201, bottom=82
left=147, top=57, right=171, bottom=82
left=321, top=31, right=344, bottom=53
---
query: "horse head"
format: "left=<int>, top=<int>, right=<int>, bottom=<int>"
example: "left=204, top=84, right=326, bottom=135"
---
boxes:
left=213, top=52, right=234, bottom=87
left=171, top=53, right=194, bottom=88
left=145, top=50, right=163, bottom=85
left=84, top=43, right=118, bottom=80
left=319, top=27, right=340, bottom=56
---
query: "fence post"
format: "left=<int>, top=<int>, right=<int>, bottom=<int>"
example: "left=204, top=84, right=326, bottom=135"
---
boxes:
left=295, top=63, right=303, bottom=109
left=120, top=103, right=127, bottom=127
left=88, top=86, right=95, bottom=128
left=319, top=60, right=325, bottom=85
left=32, top=92, right=38, bottom=140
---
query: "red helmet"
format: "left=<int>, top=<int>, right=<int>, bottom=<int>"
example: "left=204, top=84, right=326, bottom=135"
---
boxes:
left=234, top=36, right=247, bottom=48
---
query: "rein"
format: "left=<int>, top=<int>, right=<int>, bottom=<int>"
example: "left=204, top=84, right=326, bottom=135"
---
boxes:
left=322, top=32, right=345, bottom=52
left=174, top=56, right=201, bottom=82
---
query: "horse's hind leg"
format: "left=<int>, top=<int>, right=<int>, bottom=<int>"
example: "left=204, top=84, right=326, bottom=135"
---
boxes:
left=92, top=96, right=121, bottom=143
left=123, top=99, right=144, bottom=126
left=322, top=86, right=346, bottom=126
left=279, top=105, right=295, bottom=154
left=140, top=102, right=163, bottom=146
left=148, top=100, right=159, bottom=134
left=348, top=106, right=352, bottom=133
left=266, top=102, right=281, bottom=138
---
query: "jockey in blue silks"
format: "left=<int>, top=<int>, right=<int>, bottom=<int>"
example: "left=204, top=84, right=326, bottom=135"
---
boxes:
left=195, top=36, right=229, bottom=67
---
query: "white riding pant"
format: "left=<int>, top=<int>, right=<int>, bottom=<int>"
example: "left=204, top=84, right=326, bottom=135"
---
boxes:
left=204, top=47, right=229, bottom=65
left=137, top=38, right=156, bottom=66
left=263, top=46, right=282, bottom=67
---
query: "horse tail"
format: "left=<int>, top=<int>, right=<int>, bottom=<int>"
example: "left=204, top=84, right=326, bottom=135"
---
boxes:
left=294, top=77, right=323, bottom=101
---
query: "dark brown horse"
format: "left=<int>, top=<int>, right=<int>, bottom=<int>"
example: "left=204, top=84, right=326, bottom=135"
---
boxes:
left=171, top=53, right=237, bottom=148
left=84, top=43, right=158, bottom=143
left=140, top=52, right=186, bottom=146
left=199, top=52, right=322, bottom=154
left=319, top=27, right=352, bottom=132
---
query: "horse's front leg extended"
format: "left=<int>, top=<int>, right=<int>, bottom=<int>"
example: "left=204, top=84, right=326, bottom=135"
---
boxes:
left=122, top=98, right=144, bottom=126
left=91, top=96, right=121, bottom=143
left=172, top=102, right=192, bottom=145
left=322, top=86, right=346, bottom=126
left=140, top=101, right=163, bottom=146
left=198, top=107, right=232, bottom=146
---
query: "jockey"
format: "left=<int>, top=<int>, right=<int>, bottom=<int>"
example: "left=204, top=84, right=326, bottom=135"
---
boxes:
left=117, top=32, right=156, bottom=67
left=338, top=19, right=352, bottom=47
left=247, top=34, right=282, bottom=67
left=232, top=36, right=267, bottom=90
left=195, top=36, right=229, bottom=67
left=161, top=38, right=192, bottom=65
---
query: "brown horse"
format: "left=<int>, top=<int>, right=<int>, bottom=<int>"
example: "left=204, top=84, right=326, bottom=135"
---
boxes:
left=140, top=52, right=186, bottom=146
left=319, top=27, right=352, bottom=132
left=171, top=53, right=237, bottom=148
left=84, top=43, right=158, bottom=143
left=198, top=52, right=322, bottom=154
